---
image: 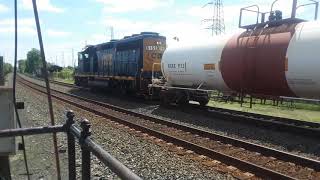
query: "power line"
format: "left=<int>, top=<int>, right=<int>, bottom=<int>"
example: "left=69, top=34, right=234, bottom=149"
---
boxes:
left=31, top=0, right=62, bottom=179
left=202, top=0, right=225, bottom=36
left=106, top=26, right=114, bottom=40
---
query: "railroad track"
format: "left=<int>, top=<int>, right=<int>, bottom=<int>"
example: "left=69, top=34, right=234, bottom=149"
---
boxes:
left=18, top=75, right=320, bottom=179
left=49, top=79, right=75, bottom=88
left=187, top=104, right=320, bottom=139
left=21, top=73, right=320, bottom=139
left=22, top=73, right=77, bottom=88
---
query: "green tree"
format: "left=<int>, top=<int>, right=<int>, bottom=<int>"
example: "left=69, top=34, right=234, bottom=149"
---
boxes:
left=4, top=63, right=13, bottom=76
left=18, top=59, right=26, bottom=73
left=53, top=67, right=74, bottom=80
left=25, top=48, right=41, bottom=74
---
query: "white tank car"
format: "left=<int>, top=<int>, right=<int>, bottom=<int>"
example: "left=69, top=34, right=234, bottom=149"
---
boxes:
left=286, top=21, right=320, bottom=99
left=161, top=21, right=320, bottom=100
left=161, top=36, right=232, bottom=93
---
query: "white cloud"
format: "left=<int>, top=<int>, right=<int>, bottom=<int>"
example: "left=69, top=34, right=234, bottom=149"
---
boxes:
left=0, top=18, right=34, bottom=26
left=96, top=0, right=174, bottom=13
left=98, top=16, right=215, bottom=46
left=21, top=0, right=64, bottom=13
left=84, top=0, right=316, bottom=49
left=0, top=4, right=9, bottom=13
left=88, top=34, right=109, bottom=44
left=0, top=18, right=36, bottom=36
left=102, top=17, right=151, bottom=33
left=0, top=26, right=36, bottom=35
left=43, top=41, right=82, bottom=67
left=47, top=29, right=70, bottom=37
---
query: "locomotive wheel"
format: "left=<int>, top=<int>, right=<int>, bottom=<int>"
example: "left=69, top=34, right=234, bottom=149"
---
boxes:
left=120, top=88, right=127, bottom=95
left=176, top=91, right=189, bottom=106
left=160, top=95, right=170, bottom=106
left=177, top=97, right=188, bottom=106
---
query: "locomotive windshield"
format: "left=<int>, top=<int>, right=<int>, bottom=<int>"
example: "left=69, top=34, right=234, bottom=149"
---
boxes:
left=78, top=53, right=89, bottom=61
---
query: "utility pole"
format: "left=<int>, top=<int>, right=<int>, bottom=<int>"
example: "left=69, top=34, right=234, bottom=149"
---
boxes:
left=202, top=0, right=225, bottom=36
left=111, top=26, right=114, bottom=40
left=61, top=52, right=64, bottom=67
left=72, top=48, right=74, bottom=68
left=106, top=26, right=114, bottom=40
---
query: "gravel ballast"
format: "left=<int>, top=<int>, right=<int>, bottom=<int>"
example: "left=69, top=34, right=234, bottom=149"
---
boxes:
left=11, top=82, right=233, bottom=179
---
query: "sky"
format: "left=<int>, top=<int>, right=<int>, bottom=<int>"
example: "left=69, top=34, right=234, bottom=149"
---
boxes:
left=0, top=0, right=318, bottom=67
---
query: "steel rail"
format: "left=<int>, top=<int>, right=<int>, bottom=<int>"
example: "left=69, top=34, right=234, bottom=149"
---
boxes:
left=18, top=78, right=292, bottom=179
left=23, top=73, right=320, bottom=138
left=18, top=76, right=320, bottom=179
left=23, top=74, right=77, bottom=88
left=190, top=104, right=320, bottom=138
left=18, top=75, right=320, bottom=170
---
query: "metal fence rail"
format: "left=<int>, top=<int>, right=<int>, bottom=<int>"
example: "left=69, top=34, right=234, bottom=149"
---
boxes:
left=0, top=56, right=4, bottom=86
left=0, top=110, right=142, bottom=180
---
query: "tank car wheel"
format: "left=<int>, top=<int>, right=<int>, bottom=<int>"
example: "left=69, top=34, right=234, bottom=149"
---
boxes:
left=199, top=99, right=209, bottom=107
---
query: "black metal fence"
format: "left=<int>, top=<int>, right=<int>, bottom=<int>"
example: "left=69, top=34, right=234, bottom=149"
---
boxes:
left=0, top=56, right=4, bottom=86
left=0, top=110, right=142, bottom=180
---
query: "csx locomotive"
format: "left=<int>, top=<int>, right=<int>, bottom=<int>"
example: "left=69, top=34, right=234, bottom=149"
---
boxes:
left=75, top=32, right=166, bottom=96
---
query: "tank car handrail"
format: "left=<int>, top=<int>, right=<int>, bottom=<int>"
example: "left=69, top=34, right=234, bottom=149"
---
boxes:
left=239, top=5, right=260, bottom=28
left=270, top=0, right=280, bottom=13
left=296, top=0, right=319, bottom=20
left=270, top=0, right=318, bottom=20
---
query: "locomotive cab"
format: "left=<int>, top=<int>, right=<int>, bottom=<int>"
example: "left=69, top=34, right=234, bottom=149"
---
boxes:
left=75, top=45, right=96, bottom=86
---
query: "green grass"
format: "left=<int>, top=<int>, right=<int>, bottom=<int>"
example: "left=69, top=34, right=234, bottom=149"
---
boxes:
left=53, top=78, right=74, bottom=84
left=208, top=99, right=320, bottom=123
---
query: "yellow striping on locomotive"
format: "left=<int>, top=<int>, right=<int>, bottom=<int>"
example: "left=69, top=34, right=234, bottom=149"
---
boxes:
left=143, top=38, right=166, bottom=72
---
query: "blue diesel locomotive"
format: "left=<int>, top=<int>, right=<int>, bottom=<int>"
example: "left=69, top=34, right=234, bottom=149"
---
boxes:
left=75, top=32, right=166, bottom=97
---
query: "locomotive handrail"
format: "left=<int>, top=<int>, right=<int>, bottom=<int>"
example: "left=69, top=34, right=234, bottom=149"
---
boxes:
left=151, top=62, right=161, bottom=82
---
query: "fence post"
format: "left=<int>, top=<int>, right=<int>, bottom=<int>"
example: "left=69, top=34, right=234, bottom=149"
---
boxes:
left=66, top=110, right=76, bottom=180
left=80, top=119, right=91, bottom=180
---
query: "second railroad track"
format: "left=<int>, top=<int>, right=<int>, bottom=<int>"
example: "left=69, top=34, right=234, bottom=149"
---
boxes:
left=18, top=75, right=320, bottom=179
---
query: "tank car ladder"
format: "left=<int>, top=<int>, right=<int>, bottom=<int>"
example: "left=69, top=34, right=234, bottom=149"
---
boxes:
left=239, top=26, right=266, bottom=108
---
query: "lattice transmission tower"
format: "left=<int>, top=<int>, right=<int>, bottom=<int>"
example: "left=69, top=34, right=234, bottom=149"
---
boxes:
left=202, top=0, right=225, bottom=36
